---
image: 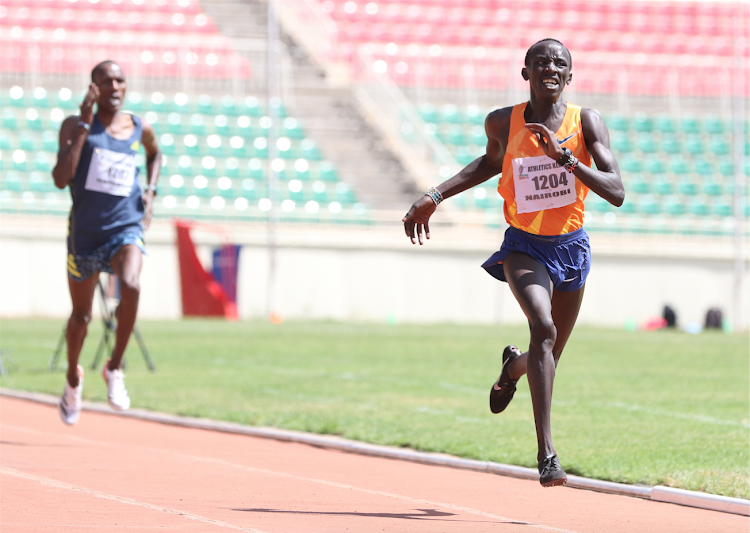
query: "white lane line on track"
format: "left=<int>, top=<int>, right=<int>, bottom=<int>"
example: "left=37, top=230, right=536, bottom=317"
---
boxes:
left=0, top=467, right=268, bottom=533
left=1, top=424, right=581, bottom=533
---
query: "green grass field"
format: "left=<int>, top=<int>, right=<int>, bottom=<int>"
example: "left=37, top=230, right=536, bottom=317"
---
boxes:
left=1, top=318, right=748, bottom=499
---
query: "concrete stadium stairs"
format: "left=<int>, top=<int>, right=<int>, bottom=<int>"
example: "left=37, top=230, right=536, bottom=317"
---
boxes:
left=201, top=0, right=420, bottom=211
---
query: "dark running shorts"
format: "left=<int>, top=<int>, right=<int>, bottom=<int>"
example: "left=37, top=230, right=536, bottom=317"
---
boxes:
left=481, top=226, right=591, bottom=292
left=67, top=231, right=146, bottom=282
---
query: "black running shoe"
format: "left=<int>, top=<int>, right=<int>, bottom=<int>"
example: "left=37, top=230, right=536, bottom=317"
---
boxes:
left=538, top=454, right=567, bottom=487
left=489, top=345, right=521, bottom=414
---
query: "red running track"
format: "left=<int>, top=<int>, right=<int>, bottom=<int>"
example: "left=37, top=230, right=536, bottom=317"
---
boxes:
left=0, top=396, right=746, bottom=533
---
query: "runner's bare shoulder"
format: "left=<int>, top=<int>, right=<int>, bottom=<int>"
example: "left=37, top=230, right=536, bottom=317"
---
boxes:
left=485, top=106, right=513, bottom=144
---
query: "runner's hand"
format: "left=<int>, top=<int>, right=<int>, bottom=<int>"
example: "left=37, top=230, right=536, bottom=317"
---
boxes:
left=79, top=83, right=99, bottom=126
left=525, top=123, right=563, bottom=161
left=141, top=190, right=154, bottom=230
left=402, top=195, right=436, bottom=245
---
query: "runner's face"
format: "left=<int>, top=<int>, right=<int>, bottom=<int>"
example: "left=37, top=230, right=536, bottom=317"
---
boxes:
left=523, top=43, right=571, bottom=99
left=94, top=64, right=127, bottom=113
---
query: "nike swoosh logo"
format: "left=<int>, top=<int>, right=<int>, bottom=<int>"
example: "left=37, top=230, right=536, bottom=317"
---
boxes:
left=557, top=132, right=577, bottom=145
left=563, top=276, right=579, bottom=282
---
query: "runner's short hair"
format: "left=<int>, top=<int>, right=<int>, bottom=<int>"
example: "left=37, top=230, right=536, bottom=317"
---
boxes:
left=524, top=39, right=572, bottom=68
left=91, top=60, right=120, bottom=82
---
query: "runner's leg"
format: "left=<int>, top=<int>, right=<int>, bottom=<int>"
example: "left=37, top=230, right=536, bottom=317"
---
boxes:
left=507, top=285, right=586, bottom=377
left=502, top=251, right=559, bottom=462
left=108, top=244, right=142, bottom=370
left=66, top=273, right=100, bottom=386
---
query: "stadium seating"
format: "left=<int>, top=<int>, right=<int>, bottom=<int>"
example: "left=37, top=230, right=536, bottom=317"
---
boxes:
left=318, top=0, right=749, bottom=95
left=0, top=87, right=369, bottom=224
left=0, top=0, right=250, bottom=79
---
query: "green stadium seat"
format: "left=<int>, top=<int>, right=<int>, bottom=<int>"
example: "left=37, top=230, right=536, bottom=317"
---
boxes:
left=42, top=130, right=57, bottom=152
left=177, top=156, right=194, bottom=176
left=224, top=157, right=240, bottom=178
left=645, top=159, right=664, bottom=174
left=248, top=159, right=265, bottom=181
left=221, top=96, right=238, bottom=116
left=150, top=92, right=167, bottom=112
left=26, top=109, right=42, bottom=131
left=447, top=125, right=464, bottom=146
left=611, top=133, right=631, bottom=153
left=466, top=105, right=484, bottom=125
left=694, top=158, right=713, bottom=175
left=638, top=195, right=659, bottom=215
left=469, top=126, right=486, bottom=146
left=236, top=116, right=253, bottom=137
left=670, top=155, right=689, bottom=174
left=214, top=115, right=231, bottom=136
left=0, top=135, right=11, bottom=150
left=619, top=199, right=635, bottom=214
left=126, top=92, right=143, bottom=112
left=703, top=179, right=722, bottom=196
left=335, top=182, right=356, bottom=204
left=190, top=114, right=206, bottom=135
left=9, top=86, right=25, bottom=107
left=35, top=152, right=52, bottom=172
left=714, top=198, right=732, bottom=217
left=664, top=196, right=684, bottom=215
left=171, top=93, right=191, bottom=114
left=2, top=109, right=18, bottom=130
left=312, top=181, right=328, bottom=203
left=200, top=156, right=217, bottom=177
left=5, top=171, right=22, bottom=191
left=633, top=113, right=652, bottom=132
left=689, top=197, right=709, bottom=216
left=653, top=176, right=672, bottom=195
left=629, top=175, right=649, bottom=194
left=681, top=115, right=699, bottom=134
left=704, top=116, right=725, bottom=134
left=28, top=171, right=47, bottom=192
left=245, top=96, right=262, bottom=117
left=654, top=115, right=674, bottom=133
left=678, top=180, right=697, bottom=195
left=637, top=133, right=656, bottom=154
left=160, top=134, right=176, bottom=155
left=684, top=135, right=704, bottom=154
left=241, top=179, right=257, bottom=199
left=621, top=155, right=641, bottom=173
left=294, top=159, right=311, bottom=181
left=19, top=132, right=37, bottom=151
left=419, top=104, right=438, bottom=124
left=283, top=117, right=304, bottom=140
left=252, top=137, right=268, bottom=159
left=166, top=113, right=183, bottom=134
left=662, top=135, right=681, bottom=154
left=269, top=98, right=288, bottom=119
left=440, top=104, right=460, bottom=124
left=319, top=161, right=338, bottom=182
left=198, top=95, right=213, bottom=115
left=589, top=194, right=611, bottom=213
left=607, top=114, right=628, bottom=132
left=32, top=88, right=49, bottom=108
left=718, top=159, right=734, bottom=176
left=710, top=136, right=729, bottom=155
left=182, top=134, right=200, bottom=156
left=12, top=149, right=28, bottom=171
left=57, top=88, right=77, bottom=110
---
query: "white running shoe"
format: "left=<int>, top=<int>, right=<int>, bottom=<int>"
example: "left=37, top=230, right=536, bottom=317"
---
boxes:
left=102, top=362, right=130, bottom=411
left=59, top=365, right=84, bottom=425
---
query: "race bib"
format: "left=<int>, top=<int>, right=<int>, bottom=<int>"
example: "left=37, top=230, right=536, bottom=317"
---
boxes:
left=84, top=147, right=136, bottom=197
left=512, top=155, right=576, bottom=214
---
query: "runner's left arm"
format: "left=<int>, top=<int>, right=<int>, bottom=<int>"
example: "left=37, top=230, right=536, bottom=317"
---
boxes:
left=525, top=109, right=625, bottom=206
left=140, top=121, right=161, bottom=230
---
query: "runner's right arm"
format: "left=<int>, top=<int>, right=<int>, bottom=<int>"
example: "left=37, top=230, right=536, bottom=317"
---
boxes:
left=402, top=107, right=510, bottom=244
left=52, top=84, right=98, bottom=189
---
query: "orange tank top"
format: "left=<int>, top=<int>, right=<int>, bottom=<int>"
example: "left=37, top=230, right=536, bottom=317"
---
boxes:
left=498, top=102, right=592, bottom=235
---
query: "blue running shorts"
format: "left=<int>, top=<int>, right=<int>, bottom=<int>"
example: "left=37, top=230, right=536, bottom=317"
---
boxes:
left=67, top=231, right=146, bottom=282
left=481, top=226, right=591, bottom=292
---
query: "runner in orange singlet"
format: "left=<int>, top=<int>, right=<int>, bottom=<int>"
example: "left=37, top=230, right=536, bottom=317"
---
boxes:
left=402, top=39, right=625, bottom=487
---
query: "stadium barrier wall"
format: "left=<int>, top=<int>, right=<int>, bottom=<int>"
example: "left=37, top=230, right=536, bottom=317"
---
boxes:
left=1, top=215, right=748, bottom=330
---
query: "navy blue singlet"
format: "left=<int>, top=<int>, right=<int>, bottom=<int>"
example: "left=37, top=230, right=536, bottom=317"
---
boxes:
left=68, top=114, right=145, bottom=256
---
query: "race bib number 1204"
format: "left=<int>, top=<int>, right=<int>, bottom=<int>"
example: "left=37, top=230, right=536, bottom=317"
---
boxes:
left=84, top=147, right=136, bottom=197
left=512, top=154, right=576, bottom=214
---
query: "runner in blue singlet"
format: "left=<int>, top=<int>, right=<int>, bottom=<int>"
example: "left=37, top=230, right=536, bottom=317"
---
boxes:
left=53, top=60, right=161, bottom=425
